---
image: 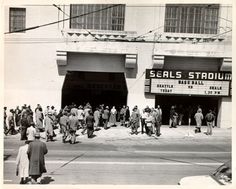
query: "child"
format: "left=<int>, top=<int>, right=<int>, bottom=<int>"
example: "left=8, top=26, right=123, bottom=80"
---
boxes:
left=16, top=141, right=30, bottom=184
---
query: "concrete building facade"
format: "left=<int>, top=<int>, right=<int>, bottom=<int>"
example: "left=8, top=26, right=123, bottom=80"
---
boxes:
left=4, top=4, right=232, bottom=127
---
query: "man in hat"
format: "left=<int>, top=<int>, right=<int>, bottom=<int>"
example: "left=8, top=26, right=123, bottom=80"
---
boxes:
left=27, top=132, right=48, bottom=184
left=68, top=112, right=79, bottom=144
left=130, top=106, right=141, bottom=135
left=59, top=111, right=69, bottom=143
left=50, top=106, right=58, bottom=127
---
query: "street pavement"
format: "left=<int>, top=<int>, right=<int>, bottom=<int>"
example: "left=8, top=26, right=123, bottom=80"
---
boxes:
left=3, top=124, right=232, bottom=185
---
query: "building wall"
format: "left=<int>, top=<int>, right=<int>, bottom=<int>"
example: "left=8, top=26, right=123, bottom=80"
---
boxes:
left=4, top=5, right=64, bottom=111
left=126, top=43, right=155, bottom=109
left=218, top=97, right=232, bottom=128
left=4, top=4, right=232, bottom=127
left=125, top=5, right=165, bottom=36
left=4, top=42, right=64, bottom=111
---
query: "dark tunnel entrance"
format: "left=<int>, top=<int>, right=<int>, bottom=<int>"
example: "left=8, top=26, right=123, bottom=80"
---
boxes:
left=62, top=71, right=128, bottom=109
left=155, top=95, right=219, bottom=126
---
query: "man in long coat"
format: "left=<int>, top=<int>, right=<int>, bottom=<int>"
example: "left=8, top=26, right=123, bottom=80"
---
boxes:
left=154, top=105, right=162, bottom=136
left=130, top=106, right=140, bottom=135
left=68, top=112, right=79, bottom=144
left=20, top=113, right=29, bottom=140
left=27, top=132, right=48, bottom=184
left=86, top=110, right=95, bottom=138
left=15, top=106, right=21, bottom=127
left=119, top=105, right=126, bottom=126
left=59, top=112, right=69, bottom=143
left=102, top=106, right=110, bottom=129
left=35, top=106, right=44, bottom=131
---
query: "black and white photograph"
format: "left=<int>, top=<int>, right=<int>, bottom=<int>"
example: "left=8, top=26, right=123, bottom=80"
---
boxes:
left=1, top=0, right=234, bottom=187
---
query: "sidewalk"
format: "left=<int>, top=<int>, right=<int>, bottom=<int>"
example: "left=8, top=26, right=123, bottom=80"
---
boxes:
left=54, top=123, right=232, bottom=144
left=4, top=123, right=231, bottom=145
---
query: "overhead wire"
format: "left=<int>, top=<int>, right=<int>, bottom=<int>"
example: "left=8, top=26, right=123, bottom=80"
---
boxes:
left=4, top=4, right=122, bottom=34
left=4, top=4, right=232, bottom=44
left=132, top=25, right=164, bottom=41
left=218, top=16, right=232, bottom=23
left=192, top=29, right=232, bottom=44
left=5, top=27, right=232, bottom=44
left=5, top=4, right=232, bottom=40
left=52, top=4, right=100, bottom=41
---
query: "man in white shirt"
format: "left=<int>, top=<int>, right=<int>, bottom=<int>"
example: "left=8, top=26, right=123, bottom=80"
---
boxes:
left=26, top=122, right=36, bottom=142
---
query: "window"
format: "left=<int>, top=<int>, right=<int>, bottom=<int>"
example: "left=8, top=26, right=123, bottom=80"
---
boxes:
left=9, top=8, right=26, bottom=32
left=70, top=4, right=125, bottom=31
left=164, top=4, right=219, bottom=34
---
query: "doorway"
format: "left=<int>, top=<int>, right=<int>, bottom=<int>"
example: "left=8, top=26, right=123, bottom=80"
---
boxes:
left=155, top=95, right=219, bottom=125
left=62, top=71, right=128, bottom=109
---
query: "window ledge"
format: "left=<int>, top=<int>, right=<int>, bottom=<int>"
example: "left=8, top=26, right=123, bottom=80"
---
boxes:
left=163, top=32, right=225, bottom=42
left=62, top=29, right=137, bottom=40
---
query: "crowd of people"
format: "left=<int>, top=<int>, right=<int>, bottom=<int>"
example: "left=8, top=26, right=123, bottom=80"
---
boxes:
left=4, top=103, right=164, bottom=143
left=4, top=102, right=217, bottom=184
left=4, top=103, right=217, bottom=142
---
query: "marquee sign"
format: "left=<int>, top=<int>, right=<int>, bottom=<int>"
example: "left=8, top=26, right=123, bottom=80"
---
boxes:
left=145, top=69, right=232, bottom=96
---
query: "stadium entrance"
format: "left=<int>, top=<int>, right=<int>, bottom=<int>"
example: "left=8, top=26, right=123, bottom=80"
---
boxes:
left=62, top=71, right=128, bottom=109
left=155, top=95, right=219, bottom=125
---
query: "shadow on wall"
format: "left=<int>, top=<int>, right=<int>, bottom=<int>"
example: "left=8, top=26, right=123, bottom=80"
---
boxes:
left=125, top=65, right=138, bottom=78
left=4, top=154, right=11, bottom=161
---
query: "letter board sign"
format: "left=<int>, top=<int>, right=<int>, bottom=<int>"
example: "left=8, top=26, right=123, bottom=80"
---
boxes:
left=145, top=69, right=231, bottom=96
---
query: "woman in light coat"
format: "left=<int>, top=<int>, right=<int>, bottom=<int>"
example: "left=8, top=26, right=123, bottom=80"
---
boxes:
left=93, top=107, right=100, bottom=130
left=194, top=109, right=204, bottom=133
left=16, top=141, right=29, bottom=184
left=44, top=112, right=54, bottom=142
